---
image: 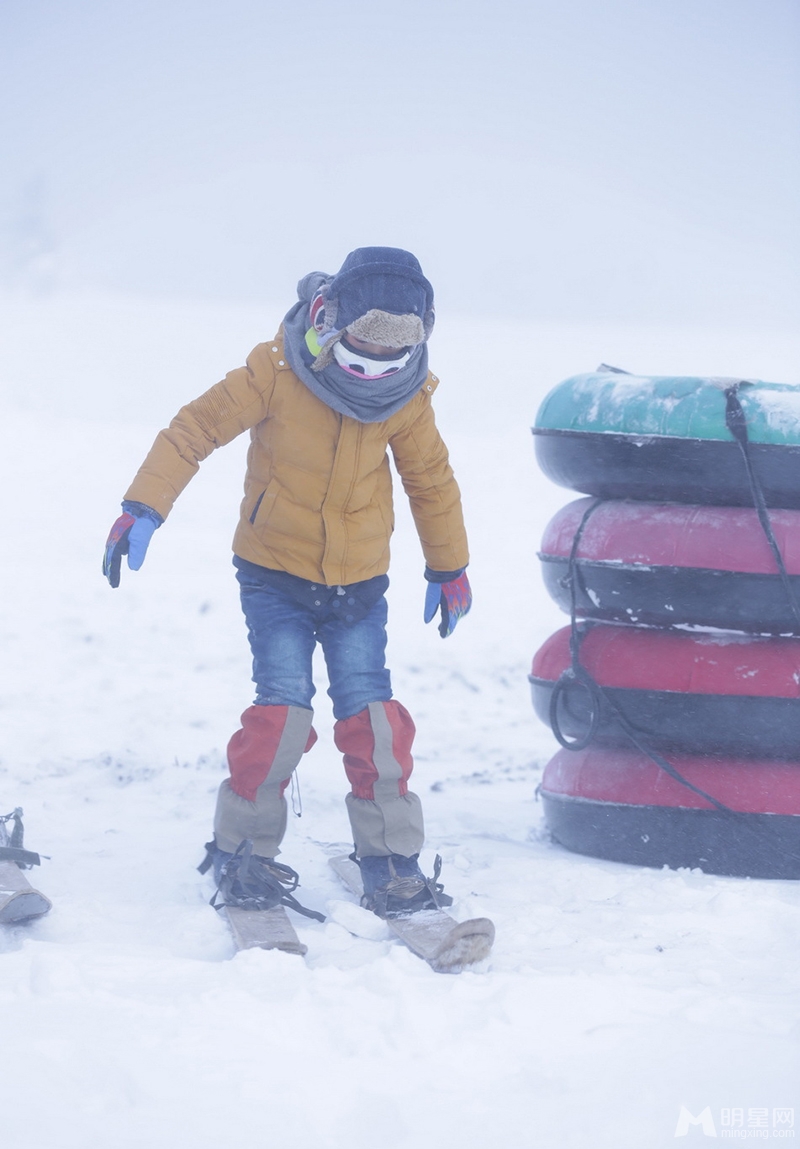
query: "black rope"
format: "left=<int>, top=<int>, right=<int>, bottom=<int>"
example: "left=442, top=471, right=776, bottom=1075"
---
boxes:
left=550, top=621, right=737, bottom=814
left=565, top=499, right=603, bottom=671
left=550, top=499, right=604, bottom=751
left=724, top=383, right=800, bottom=630
left=550, top=498, right=745, bottom=815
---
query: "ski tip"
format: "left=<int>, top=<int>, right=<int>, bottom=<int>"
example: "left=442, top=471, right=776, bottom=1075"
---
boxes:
left=429, top=917, right=495, bottom=972
left=0, top=890, right=52, bottom=925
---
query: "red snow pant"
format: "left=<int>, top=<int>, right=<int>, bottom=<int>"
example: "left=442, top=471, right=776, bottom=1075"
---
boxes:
left=213, top=700, right=425, bottom=858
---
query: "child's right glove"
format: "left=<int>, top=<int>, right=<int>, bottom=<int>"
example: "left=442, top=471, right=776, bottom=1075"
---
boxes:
left=423, top=568, right=472, bottom=638
left=103, top=501, right=163, bottom=588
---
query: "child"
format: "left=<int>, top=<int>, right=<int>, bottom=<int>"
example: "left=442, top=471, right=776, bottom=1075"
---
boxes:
left=103, top=247, right=471, bottom=916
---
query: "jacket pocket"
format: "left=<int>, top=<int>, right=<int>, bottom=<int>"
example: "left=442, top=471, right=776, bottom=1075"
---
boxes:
left=249, top=478, right=280, bottom=528
left=377, top=499, right=395, bottom=536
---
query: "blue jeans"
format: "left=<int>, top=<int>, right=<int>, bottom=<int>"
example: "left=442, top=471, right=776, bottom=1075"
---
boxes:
left=234, top=558, right=393, bottom=720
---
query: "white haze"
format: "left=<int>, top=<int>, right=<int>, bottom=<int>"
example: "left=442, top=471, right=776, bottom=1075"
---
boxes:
left=1, top=0, right=798, bottom=328
left=1, top=4, right=800, bottom=1148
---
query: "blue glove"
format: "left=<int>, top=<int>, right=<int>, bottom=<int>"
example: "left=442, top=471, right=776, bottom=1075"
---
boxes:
left=103, top=501, right=163, bottom=588
left=424, top=568, right=472, bottom=638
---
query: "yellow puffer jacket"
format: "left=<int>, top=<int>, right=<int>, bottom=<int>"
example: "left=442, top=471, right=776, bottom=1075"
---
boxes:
left=124, top=329, right=469, bottom=586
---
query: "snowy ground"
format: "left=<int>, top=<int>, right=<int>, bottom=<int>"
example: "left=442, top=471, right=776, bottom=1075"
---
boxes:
left=1, top=292, right=799, bottom=1148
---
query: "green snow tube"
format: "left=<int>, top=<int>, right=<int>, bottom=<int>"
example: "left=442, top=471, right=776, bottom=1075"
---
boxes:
left=532, top=368, right=800, bottom=507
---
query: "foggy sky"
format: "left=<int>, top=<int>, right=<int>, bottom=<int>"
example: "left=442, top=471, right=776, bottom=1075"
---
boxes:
left=1, top=0, right=798, bottom=325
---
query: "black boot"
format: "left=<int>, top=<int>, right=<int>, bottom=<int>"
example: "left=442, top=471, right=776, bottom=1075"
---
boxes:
left=198, top=839, right=325, bottom=921
left=357, top=853, right=453, bottom=918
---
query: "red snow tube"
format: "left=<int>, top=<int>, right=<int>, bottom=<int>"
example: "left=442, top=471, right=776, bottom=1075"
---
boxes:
left=540, top=746, right=800, bottom=878
left=539, top=498, right=800, bottom=634
left=530, top=623, right=800, bottom=758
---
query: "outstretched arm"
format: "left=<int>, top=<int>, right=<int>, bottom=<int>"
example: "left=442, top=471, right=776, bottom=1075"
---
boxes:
left=104, top=342, right=279, bottom=586
left=123, top=343, right=279, bottom=520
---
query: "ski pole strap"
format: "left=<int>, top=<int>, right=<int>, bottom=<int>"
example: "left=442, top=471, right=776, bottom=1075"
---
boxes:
left=724, top=384, right=800, bottom=629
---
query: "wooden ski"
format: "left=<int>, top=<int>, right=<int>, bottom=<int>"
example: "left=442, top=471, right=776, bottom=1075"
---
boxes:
left=221, top=904, right=308, bottom=956
left=0, top=860, right=52, bottom=925
left=329, top=854, right=494, bottom=973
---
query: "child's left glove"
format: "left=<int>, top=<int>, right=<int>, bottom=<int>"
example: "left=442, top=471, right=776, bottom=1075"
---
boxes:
left=103, top=501, right=163, bottom=588
left=423, top=568, right=472, bottom=638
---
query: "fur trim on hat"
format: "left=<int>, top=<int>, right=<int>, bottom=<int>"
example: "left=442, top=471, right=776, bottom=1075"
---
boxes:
left=348, top=310, right=426, bottom=348
left=310, top=309, right=428, bottom=371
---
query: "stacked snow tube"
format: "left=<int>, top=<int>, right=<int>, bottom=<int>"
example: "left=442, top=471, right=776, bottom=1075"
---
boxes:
left=533, top=369, right=800, bottom=506
left=540, top=499, right=800, bottom=634
left=531, top=368, right=800, bottom=878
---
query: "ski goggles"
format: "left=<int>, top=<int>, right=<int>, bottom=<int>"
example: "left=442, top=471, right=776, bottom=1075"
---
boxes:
left=333, top=338, right=412, bottom=379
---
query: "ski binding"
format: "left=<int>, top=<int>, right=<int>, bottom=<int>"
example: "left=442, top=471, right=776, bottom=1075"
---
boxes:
left=200, top=840, right=324, bottom=957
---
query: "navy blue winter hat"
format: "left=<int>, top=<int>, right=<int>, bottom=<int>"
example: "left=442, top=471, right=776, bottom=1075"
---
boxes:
left=329, top=247, right=434, bottom=329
